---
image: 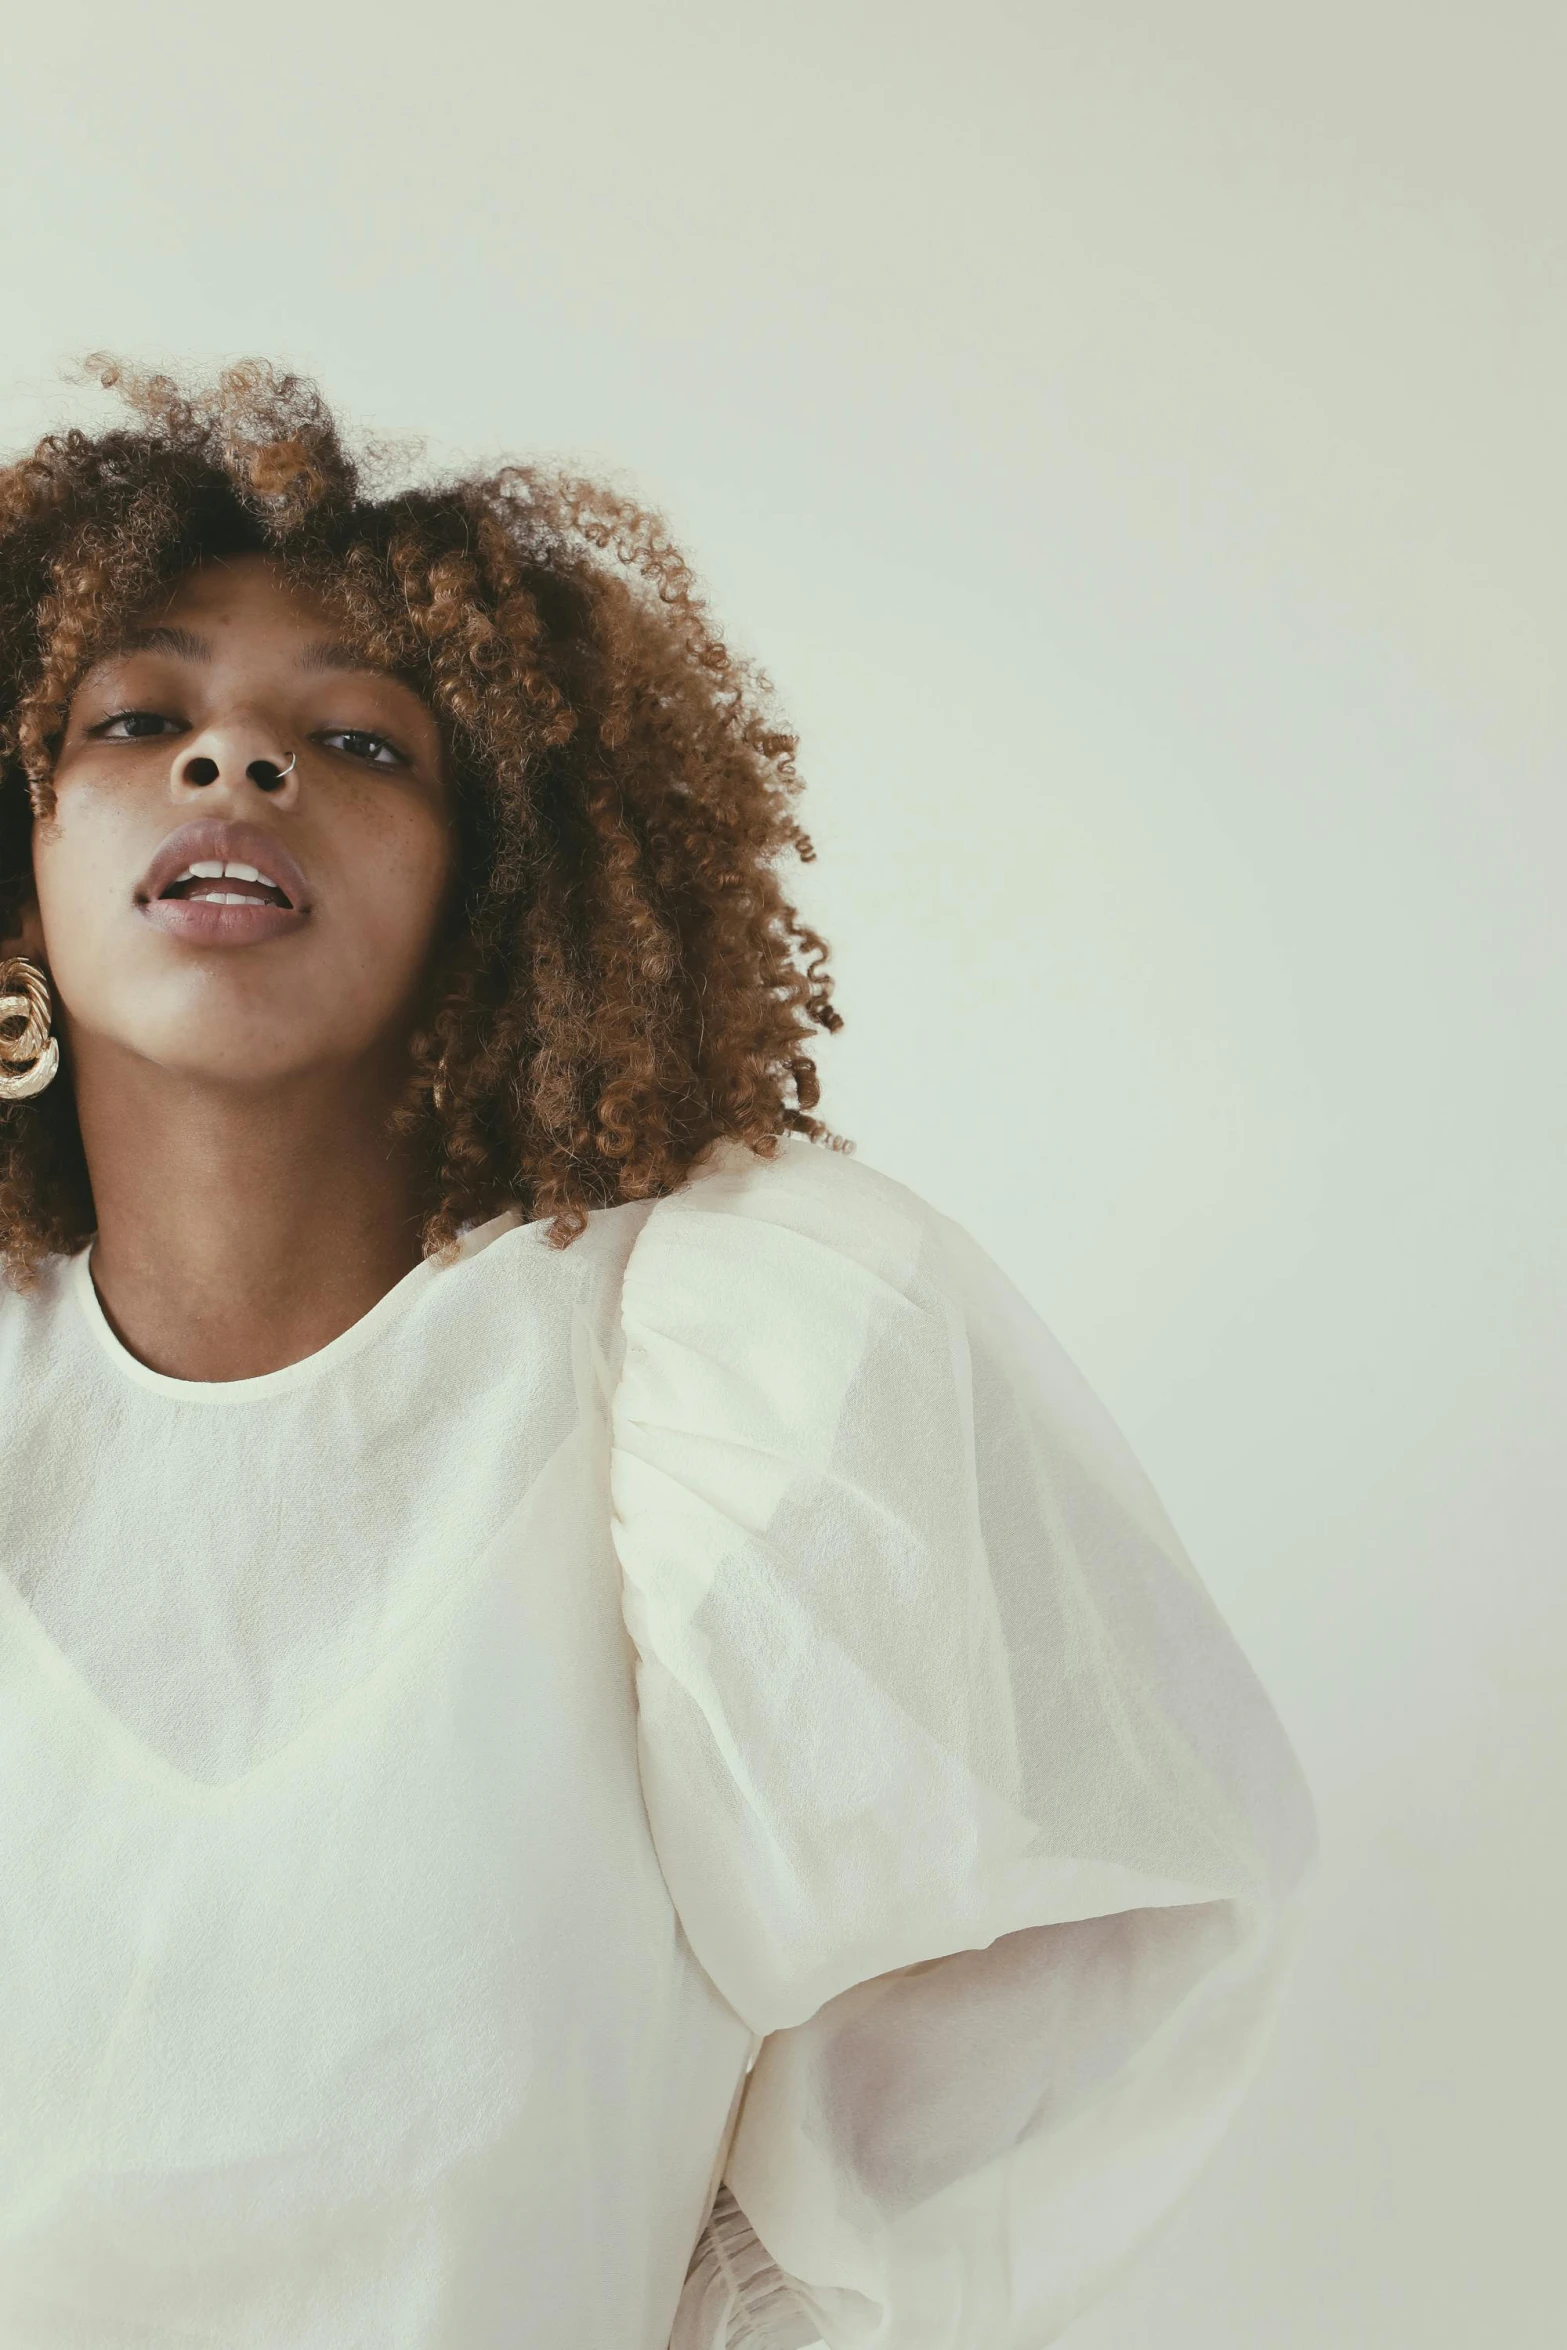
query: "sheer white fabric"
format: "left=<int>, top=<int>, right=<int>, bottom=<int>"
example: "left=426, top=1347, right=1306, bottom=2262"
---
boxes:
left=0, top=1200, right=754, bottom=2348
left=0, top=1209, right=583, bottom=1782
left=610, top=1139, right=1317, bottom=2348
left=0, top=1134, right=1315, bottom=2347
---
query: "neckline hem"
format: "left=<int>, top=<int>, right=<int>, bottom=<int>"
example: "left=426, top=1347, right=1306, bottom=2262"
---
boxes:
left=68, top=1205, right=533, bottom=1401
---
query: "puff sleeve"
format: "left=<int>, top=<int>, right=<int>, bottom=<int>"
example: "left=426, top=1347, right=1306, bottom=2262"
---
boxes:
left=606, top=1138, right=1318, bottom=2350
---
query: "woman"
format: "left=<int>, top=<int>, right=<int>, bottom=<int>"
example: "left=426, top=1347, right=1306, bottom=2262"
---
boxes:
left=0, top=360, right=1316, bottom=2349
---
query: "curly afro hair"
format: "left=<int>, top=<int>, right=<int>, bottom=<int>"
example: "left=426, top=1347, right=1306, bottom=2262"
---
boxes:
left=0, top=358, right=847, bottom=1282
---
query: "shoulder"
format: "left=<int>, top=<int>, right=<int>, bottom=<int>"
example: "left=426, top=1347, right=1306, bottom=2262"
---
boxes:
left=614, top=1135, right=964, bottom=1401
left=0, top=1250, right=78, bottom=1353
left=609, top=1138, right=973, bottom=1511
left=625, top=1134, right=950, bottom=1301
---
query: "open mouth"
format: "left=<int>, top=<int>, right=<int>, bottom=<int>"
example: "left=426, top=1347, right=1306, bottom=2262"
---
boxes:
left=136, top=822, right=311, bottom=945
left=159, top=859, right=295, bottom=911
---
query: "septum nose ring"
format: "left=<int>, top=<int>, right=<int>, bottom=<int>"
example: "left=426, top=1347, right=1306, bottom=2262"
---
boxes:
left=246, top=751, right=297, bottom=790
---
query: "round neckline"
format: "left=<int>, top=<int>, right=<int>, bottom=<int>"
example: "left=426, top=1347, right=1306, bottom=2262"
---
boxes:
left=69, top=1205, right=533, bottom=1402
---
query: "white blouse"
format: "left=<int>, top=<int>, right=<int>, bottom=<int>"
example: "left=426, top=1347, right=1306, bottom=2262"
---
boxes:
left=0, top=1134, right=1317, bottom=2349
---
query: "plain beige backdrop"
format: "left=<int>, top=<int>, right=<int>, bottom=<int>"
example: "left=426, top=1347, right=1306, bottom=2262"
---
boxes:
left=4, top=4, right=1560, bottom=2343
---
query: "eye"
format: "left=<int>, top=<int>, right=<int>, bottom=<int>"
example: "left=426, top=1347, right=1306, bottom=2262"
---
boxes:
left=91, top=709, right=183, bottom=741
left=317, top=727, right=408, bottom=769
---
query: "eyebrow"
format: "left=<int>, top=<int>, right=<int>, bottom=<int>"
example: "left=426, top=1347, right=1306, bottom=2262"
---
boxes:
left=104, top=627, right=392, bottom=679
left=111, top=625, right=213, bottom=661
left=294, top=638, right=396, bottom=677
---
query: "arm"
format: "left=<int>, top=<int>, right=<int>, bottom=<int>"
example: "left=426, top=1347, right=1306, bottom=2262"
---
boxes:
left=609, top=1140, right=1317, bottom=2350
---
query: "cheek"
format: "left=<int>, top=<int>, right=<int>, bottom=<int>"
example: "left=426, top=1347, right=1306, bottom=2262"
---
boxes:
left=340, top=816, right=457, bottom=994
left=29, top=815, right=130, bottom=993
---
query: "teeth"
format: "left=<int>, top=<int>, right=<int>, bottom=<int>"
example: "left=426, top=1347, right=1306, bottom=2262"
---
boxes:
left=193, top=890, right=272, bottom=906
left=171, top=859, right=282, bottom=888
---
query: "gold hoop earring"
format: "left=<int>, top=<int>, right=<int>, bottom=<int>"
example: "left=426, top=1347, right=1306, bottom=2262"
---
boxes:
left=0, top=958, right=60, bottom=1100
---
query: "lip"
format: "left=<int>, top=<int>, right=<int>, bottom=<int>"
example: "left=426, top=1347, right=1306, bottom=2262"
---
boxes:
left=136, top=819, right=311, bottom=949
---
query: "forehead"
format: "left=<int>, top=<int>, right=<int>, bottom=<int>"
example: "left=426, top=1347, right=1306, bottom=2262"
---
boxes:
left=134, top=553, right=344, bottom=639
left=98, top=555, right=418, bottom=698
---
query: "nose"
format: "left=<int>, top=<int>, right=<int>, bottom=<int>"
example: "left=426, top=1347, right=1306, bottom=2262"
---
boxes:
left=182, top=751, right=296, bottom=792
left=172, top=722, right=301, bottom=804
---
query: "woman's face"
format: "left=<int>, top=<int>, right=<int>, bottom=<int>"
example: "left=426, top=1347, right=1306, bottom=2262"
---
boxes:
left=22, top=554, right=456, bottom=1093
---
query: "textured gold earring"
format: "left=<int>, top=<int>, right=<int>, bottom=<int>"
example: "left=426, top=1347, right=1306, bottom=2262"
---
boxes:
left=0, top=958, right=60, bottom=1100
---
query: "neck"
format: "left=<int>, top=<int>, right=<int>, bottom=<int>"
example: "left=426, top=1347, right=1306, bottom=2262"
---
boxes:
left=74, top=1046, right=429, bottom=1382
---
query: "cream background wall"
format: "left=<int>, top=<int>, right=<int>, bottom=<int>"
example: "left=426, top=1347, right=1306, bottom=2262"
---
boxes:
left=4, top=4, right=1560, bottom=2343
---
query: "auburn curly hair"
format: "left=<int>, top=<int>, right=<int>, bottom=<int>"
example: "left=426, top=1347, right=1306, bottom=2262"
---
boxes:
left=0, top=358, right=846, bottom=1282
